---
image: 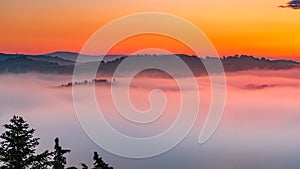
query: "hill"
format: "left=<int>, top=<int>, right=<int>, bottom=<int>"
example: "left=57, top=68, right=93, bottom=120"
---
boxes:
left=45, top=51, right=125, bottom=63
left=0, top=53, right=298, bottom=76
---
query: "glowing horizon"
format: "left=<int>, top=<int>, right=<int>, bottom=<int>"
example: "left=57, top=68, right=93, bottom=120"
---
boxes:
left=0, top=0, right=299, bottom=60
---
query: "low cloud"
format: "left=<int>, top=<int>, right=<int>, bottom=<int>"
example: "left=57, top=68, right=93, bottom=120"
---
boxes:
left=279, top=0, right=300, bottom=9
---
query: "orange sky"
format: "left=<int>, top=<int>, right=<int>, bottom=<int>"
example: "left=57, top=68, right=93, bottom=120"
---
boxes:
left=0, top=0, right=299, bottom=60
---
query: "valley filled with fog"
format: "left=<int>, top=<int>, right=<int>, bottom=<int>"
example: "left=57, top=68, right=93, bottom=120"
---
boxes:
left=0, top=69, right=300, bottom=169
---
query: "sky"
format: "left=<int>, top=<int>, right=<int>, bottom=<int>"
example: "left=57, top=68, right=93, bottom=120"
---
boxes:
left=0, top=0, right=300, bottom=59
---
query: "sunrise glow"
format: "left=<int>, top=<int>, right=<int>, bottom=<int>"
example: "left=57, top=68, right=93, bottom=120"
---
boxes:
left=1, top=0, right=299, bottom=59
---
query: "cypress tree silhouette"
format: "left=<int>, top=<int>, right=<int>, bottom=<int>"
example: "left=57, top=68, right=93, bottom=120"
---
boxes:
left=0, top=115, right=50, bottom=169
left=52, top=137, right=71, bottom=169
left=92, top=152, right=113, bottom=169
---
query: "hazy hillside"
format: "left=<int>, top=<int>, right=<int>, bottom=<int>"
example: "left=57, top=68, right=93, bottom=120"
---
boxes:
left=0, top=56, right=75, bottom=74
left=46, top=51, right=125, bottom=63
left=0, top=53, right=74, bottom=65
left=0, top=53, right=299, bottom=76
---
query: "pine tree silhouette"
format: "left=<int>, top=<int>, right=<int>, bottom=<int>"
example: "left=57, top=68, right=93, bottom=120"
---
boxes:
left=92, top=152, right=113, bottom=169
left=52, top=137, right=71, bottom=169
left=0, top=115, right=50, bottom=169
left=0, top=116, right=116, bottom=169
left=31, top=150, right=53, bottom=169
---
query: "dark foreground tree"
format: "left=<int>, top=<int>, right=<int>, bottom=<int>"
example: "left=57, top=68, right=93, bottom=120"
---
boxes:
left=52, top=137, right=71, bottom=169
left=81, top=163, right=88, bottom=169
left=0, top=115, right=50, bottom=169
left=31, top=150, right=53, bottom=169
left=92, top=152, right=113, bottom=169
left=0, top=116, right=115, bottom=169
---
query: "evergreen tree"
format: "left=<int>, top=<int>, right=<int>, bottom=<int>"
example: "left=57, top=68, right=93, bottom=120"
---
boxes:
left=52, top=137, right=71, bottom=169
left=92, top=152, right=113, bottom=169
left=0, top=116, right=115, bottom=169
left=31, top=150, right=53, bottom=169
left=0, top=116, right=42, bottom=169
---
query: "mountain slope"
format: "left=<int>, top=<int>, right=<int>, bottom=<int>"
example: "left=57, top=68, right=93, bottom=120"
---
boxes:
left=0, top=53, right=298, bottom=75
left=46, top=51, right=124, bottom=63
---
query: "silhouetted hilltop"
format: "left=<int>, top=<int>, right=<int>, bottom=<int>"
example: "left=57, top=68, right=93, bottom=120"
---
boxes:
left=221, top=55, right=299, bottom=71
left=0, top=53, right=299, bottom=76
left=46, top=51, right=125, bottom=63
left=0, top=56, right=73, bottom=74
left=0, top=53, right=74, bottom=65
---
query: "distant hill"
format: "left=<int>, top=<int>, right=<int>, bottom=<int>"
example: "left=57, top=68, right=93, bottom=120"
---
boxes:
left=221, top=55, right=300, bottom=71
left=0, top=53, right=299, bottom=76
left=45, top=51, right=125, bottom=63
left=0, top=53, right=74, bottom=65
left=0, top=56, right=73, bottom=74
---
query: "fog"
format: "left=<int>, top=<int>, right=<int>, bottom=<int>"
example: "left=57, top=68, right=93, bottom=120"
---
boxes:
left=0, top=69, right=300, bottom=169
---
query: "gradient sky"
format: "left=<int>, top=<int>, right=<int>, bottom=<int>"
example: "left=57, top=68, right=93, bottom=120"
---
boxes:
left=0, top=0, right=299, bottom=59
